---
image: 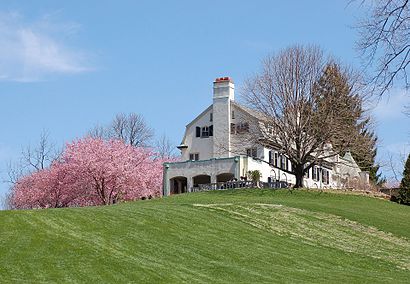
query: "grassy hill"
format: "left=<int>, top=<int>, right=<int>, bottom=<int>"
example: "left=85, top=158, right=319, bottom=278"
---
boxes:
left=1, top=189, right=410, bottom=283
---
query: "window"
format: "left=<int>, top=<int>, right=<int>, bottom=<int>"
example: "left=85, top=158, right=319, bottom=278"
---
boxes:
left=196, top=127, right=201, bottom=137
left=305, top=167, right=310, bottom=178
left=231, top=122, right=249, bottom=134
left=236, top=122, right=249, bottom=133
left=209, top=125, right=213, bottom=136
left=280, top=155, right=287, bottom=170
left=231, top=110, right=235, bottom=119
left=274, top=152, right=278, bottom=167
left=312, top=166, right=317, bottom=181
left=322, top=169, right=330, bottom=184
left=189, top=153, right=199, bottom=161
left=269, top=151, right=272, bottom=164
left=201, top=126, right=209, bottom=137
left=322, top=169, right=325, bottom=184
left=246, top=148, right=257, bottom=158
left=230, top=123, right=236, bottom=134
left=210, top=113, right=213, bottom=122
left=312, top=166, right=322, bottom=182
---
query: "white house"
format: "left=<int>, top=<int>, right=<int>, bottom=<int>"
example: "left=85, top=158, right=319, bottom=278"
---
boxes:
left=163, top=77, right=369, bottom=195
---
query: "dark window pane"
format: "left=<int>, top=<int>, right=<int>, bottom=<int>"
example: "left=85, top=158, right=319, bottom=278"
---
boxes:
left=201, top=127, right=209, bottom=138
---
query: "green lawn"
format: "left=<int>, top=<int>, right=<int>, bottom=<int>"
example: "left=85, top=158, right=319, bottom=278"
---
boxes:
left=1, top=189, right=409, bottom=283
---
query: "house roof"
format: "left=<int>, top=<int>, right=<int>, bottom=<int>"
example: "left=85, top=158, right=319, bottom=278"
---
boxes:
left=231, top=101, right=268, bottom=121
left=179, top=104, right=212, bottom=145
left=339, top=151, right=360, bottom=169
left=185, top=104, right=213, bottom=128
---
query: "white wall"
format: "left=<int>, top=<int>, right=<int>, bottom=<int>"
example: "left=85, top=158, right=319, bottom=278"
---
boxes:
left=212, top=80, right=234, bottom=158
left=181, top=108, right=214, bottom=161
left=164, top=157, right=239, bottom=195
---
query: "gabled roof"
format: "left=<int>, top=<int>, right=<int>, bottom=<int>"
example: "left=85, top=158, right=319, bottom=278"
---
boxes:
left=340, top=151, right=360, bottom=169
left=231, top=101, right=268, bottom=121
left=180, top=104, right=212, bottom=145
left=186, top=104, right=213, bottom=128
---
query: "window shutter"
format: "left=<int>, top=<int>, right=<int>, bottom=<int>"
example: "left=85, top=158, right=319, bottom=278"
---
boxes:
left=196, top=127, right=200, bottom=137
left=209, top=125, right=213, bottom=136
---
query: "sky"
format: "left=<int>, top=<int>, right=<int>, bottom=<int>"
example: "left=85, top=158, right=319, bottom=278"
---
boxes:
left=0, top=0, right=409, bottom=206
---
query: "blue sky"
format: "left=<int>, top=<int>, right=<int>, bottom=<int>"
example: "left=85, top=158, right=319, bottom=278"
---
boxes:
left=0, top=0, right=409, bottom=204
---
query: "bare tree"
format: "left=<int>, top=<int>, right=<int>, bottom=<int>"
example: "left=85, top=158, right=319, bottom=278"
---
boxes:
left=22, top=130, right=58, bottom=171
left=0, top=192, right=12, bottom=210
left=4, top=130, right=59, bottom=185
left=4, top=160, right=24, bottom=185
left=155, top=134, right=178, bottom=159
left=123, top=113, right=154, bottom=147
left=387, top=149, right=408, bottom=183
left=87, top=124, right=108, bottom=140
left=242, top=46, right=367, bottom=188
left=89, top=113, right=154, bottom=147
left=356, top=0, right=410, bottom=95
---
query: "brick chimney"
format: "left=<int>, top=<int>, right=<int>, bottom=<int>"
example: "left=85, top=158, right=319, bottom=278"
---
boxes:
left=213, top=77, right=235, bottom=101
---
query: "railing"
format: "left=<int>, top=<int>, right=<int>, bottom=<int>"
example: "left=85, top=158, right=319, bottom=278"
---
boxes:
left=192, top=180, right=289, bottom=192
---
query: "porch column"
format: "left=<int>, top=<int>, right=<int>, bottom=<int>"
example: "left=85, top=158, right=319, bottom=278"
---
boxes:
left=211, top=174, right=217, bottom=184
left=163, top=164, right=170, bottom=196
left=187, top=176, right=193, bottom=193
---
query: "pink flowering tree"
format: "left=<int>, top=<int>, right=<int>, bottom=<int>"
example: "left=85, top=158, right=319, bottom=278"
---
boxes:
left=10, top=163, right=79, bottom=209
left=11, top=137, right=166, bottom=209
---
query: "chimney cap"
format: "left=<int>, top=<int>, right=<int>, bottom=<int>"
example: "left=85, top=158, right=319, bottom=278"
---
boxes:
left=214, top=77, right=233, bottom=83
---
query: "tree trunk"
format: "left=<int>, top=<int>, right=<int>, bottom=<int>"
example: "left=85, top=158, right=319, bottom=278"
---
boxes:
left=294, top=164, right=305, bottom=189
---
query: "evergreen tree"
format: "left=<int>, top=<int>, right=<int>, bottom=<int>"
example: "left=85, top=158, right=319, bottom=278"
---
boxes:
left=315, top=63, right=384, bottom=185
left=398, top=153, right=410, bottom=205
left=351, top=127, right=385, bottom=186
